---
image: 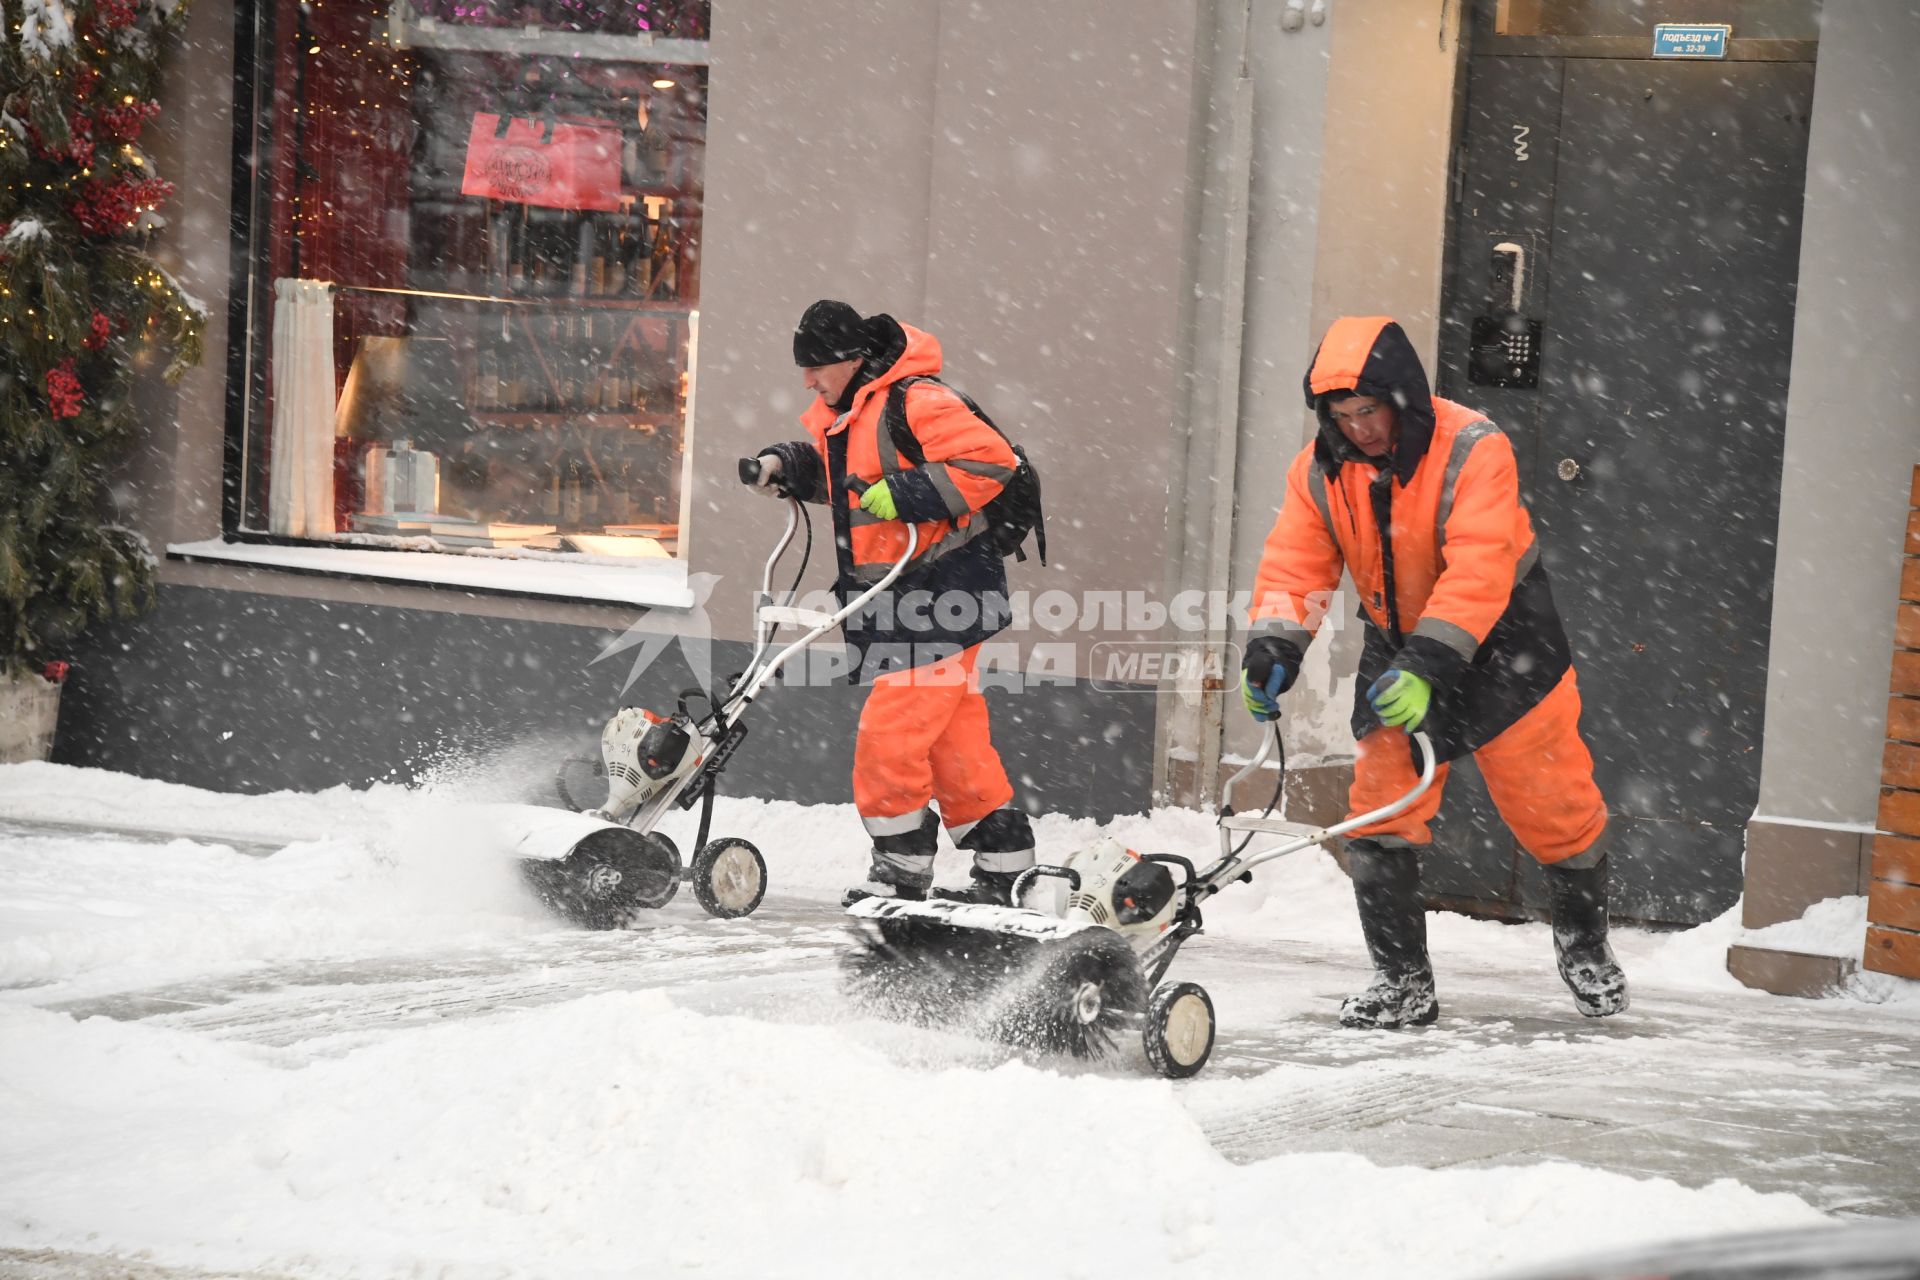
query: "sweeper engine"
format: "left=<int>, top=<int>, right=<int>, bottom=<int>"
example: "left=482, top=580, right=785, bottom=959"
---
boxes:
left=598, top=705, right=706, bottom=822
left=842, top=838, right=1181, bottom=1060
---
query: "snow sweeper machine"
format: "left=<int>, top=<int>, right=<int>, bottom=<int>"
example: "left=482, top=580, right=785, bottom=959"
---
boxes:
left=503, top=472, right=921, bottom=927
left=839, top=726, right=1434, bottom=1078
left=502, top=484, right=1435, bottom=1080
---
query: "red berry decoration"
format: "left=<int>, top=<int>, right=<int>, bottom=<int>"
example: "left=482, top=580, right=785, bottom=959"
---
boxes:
left=84, top=311, right=113, bottom=350
left=70, top=175, right=176, bottom=236
left=46, top=360, right=85, bottom=419
left=100, top=100, right=162, bottom=143
left=95, top=0, right=138, bottom=30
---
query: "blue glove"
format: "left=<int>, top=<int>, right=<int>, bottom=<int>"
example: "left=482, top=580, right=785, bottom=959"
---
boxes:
left=1367, top=668, right=1432, bottom=730
left=1241, top=636, right=1290, bottom=723
left=1242, top=668, right=1285, bottom=722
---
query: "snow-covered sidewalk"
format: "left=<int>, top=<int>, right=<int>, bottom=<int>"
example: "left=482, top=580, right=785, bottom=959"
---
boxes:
left=3, top=760, right=1917, bottom=1279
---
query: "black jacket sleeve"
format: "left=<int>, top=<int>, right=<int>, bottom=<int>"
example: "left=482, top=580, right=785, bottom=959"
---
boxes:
left=759, top=440, right=826, bottom=504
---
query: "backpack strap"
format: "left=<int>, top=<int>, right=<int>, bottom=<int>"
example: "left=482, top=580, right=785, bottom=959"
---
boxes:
left=882, top=375, right=1045, bottom=565
left=883, top=375, right=1011, bottom=463
left=882, top=378, right=929, bottom=470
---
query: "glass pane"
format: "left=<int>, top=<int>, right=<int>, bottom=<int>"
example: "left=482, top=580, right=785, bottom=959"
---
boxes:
left=239, top=0, right=708, bottom=561
left=1494, top=0, right=1820, bottom=40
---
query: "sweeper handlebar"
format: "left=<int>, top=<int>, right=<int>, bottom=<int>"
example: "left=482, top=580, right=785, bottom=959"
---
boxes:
left=737, top=455, right=791, bottom=498
left=1197, top=728, right=1437, bottom=896
left=722, top=497, right=918, bottom=714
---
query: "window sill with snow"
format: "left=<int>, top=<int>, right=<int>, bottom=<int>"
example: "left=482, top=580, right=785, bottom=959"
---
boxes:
left=166, top=538, right=696, bottom=610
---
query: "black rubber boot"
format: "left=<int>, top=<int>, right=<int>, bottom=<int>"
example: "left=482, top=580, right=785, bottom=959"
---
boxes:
left=843, top=811, right=939, bottom=907
left=931, top=809, right=1035, bottom=906
left=1547, top=854, right=1630, bottom=1017
left=1340, top=840, right=1439, bottom=1029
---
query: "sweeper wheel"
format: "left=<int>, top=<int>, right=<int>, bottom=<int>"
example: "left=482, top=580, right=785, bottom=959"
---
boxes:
left=993, top=928, right=1148, bottom=1061
left=1142, top=981, right=1216, bottom=1079
left=519, top=828, right=680, bottom=929
left=691, top=837, right=767, bottom=919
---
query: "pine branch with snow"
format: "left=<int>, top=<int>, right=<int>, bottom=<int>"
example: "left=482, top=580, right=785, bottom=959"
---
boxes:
left=0, top=0, right=201, bottom=674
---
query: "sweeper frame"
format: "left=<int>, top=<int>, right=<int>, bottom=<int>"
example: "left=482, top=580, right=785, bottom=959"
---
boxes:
left=519, top=479, right=918, bottom=928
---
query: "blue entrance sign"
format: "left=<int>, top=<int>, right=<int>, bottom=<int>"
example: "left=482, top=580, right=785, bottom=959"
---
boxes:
left=1653, top=23, right=1732, bottom=58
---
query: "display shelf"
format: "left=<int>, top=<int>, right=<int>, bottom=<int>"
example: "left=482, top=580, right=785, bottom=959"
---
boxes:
left=388, top=290, right=696, bottom=314
left=410, top=192, right=697, bottom=212
left=384, top=2, right=710, bottom=66
left=471, top=411, right=678, bottom=431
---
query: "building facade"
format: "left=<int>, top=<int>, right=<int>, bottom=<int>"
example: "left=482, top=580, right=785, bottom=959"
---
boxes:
left=54, top=0, right=1920, bottom=978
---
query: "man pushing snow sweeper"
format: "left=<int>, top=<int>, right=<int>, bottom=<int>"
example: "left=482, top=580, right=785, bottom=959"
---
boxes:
left=743, top=300, right=1044, bottom=908
left=1242, top=315, right=1629, bottom=1030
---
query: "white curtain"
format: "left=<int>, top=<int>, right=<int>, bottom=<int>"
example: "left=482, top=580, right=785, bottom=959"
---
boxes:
left=268, top=278, right=338, bottom=537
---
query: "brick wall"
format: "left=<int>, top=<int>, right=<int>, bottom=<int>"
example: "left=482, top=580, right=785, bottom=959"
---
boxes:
left=1869, top=467, right=1920, bottom=980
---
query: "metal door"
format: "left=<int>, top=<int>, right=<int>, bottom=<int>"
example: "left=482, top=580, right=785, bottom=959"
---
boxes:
left=1436, top=41, right=1813, bottom=924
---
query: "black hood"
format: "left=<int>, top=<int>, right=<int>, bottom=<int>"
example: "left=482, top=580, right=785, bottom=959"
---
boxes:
left=1301, top=318, right=1437, bottom=486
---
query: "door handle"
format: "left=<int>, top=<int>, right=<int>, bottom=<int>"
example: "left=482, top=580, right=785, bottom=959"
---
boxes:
left=1556, top=458, right=1582, bottom=482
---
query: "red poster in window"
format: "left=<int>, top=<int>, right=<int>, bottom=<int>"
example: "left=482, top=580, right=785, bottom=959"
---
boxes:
left=461, top=113, right=623, bottom=212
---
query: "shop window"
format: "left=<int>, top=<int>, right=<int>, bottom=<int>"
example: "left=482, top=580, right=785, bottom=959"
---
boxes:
left=230, top=0, right=708, bottom=565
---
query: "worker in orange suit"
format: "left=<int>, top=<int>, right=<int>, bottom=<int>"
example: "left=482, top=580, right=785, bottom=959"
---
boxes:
left=744, top=300, right=1032, bottom=906
left=1244, top=315, right=1628, bottom=1028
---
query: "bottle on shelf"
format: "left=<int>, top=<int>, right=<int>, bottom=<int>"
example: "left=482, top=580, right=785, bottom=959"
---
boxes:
left=542, top=314, right=561, bottom=410
left=496, top=312, right=523, bottom=410
left=625, top=215, right=654, bottom=297
left=572, top=216, right=593, bottom=295
left=495, top=202, right=518, bottom=295
left=604, top=336, right=627, bottom=413
left=515, top=216, right=530, bottom=294
left=589, top=214, right=611, bottom=296
left=474, top=344, right=499, bottom=411
left=541, top=425, right=563, bottom=522
left=649, top=214, right=676, bottom=301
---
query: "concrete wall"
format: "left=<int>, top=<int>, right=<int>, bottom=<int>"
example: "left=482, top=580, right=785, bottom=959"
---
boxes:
left=691, top=0, right=1206, bottom=659
left=1225, top=0, right=1465, bottom=769
left=54, top=579, right=1155, bottom=819
left=1754, top=2, right=1920, bottom=828
left=1308, top=0, right=1462, bottom=362
left=1217, top=0, right=1336, bottom=773
left=133, top=0, right=237, bottom=551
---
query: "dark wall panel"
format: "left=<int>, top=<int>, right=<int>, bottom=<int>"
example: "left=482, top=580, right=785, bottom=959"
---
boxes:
left=54, top=584, right=1155, bottom=822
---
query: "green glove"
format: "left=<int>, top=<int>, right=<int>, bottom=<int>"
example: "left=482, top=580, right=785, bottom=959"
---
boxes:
left=859, top=478, right=898, bottom=521
left=1367, top=669, right=1432, bottom=731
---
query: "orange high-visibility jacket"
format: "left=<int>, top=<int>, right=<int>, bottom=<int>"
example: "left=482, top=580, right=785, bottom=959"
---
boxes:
left=797, top=322, right=1015, bottom=582
left=761, top=317, right=1017, bottom=676
left=1250, top=316, right=1574, bottom=758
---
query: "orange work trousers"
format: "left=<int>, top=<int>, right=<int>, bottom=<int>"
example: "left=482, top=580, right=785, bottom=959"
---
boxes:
left=1347, top=668, right=1607, bottom=865
left=853, top=643, right=1014, bottom=832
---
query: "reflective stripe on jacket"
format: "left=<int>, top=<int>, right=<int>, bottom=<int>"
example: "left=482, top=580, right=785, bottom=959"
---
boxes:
left=1249, top=316, right=1574, bottom=759
left=764, top=319, right=1016, bottom=678
left=1251, top=399, right=1537, bottom=656
left=802, top=324, right=1015, bottom=583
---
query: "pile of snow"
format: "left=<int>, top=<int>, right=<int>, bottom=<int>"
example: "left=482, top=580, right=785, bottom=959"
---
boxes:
left=0, top=758, right=1887, bottom=1008
left=0, top=993, right=1826, bottom=1280
left=0, top=758, right=1901, bottom=1277
left=1736, top=894, right=1920, bottom=1009
left=1738, top=894, right=1867, bottom=958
